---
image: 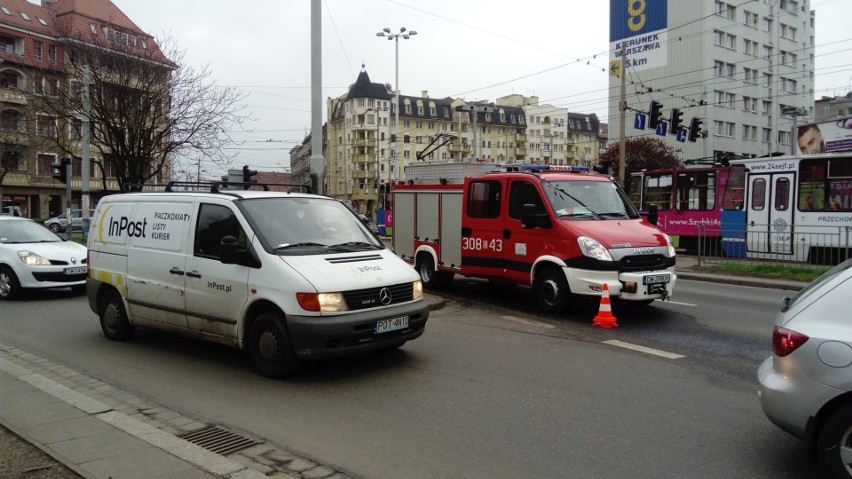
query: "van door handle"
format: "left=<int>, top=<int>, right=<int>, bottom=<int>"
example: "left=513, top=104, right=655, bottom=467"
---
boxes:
left=186, top=271, right=202, bottom=278
left=169, top=267, right=184, bottom=275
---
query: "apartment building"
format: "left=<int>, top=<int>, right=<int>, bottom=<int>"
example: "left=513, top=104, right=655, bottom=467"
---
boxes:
left=607, top=0, right=815, bottom=162
left=325, top=68, right=528, bottom=216
left=0, top=0, right=164, bottom=218
left=815, top=92, right=852, bottom=122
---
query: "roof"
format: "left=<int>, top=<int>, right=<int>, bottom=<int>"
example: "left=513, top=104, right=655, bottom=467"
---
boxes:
left=566, top=113, right=600, bottom=133
left=49, top=0, right=143, bottom=33
left=344, top=70, right=392, bottom=102
left=0, top=0, right=55, bottom=35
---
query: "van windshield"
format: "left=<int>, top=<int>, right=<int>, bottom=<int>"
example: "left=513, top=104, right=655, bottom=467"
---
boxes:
left=542, top=180, right=639, bottom=219
left=240, top=197, right=382, bottom=254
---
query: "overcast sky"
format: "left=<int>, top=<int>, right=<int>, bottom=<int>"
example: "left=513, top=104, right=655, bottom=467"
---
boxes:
left=110, top=0, right=852, bottom=178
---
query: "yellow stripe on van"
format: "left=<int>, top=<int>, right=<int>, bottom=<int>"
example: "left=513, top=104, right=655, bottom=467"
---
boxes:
left=91, top=269, right=127, bottom=296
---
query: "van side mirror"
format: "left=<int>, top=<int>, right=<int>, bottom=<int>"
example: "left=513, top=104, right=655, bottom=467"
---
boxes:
left=647, top=204, right=658, bottom=225
left=220, top=235, right=261, bottom=268
left=520, top=203, right=551, bottom=229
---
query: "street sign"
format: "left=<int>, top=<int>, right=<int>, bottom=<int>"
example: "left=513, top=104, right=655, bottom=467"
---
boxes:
left=676, top=127, right=688, bottom=143
left=655, top=121, right=668, bottom=136
left=633, top=112, right=647, bottom=130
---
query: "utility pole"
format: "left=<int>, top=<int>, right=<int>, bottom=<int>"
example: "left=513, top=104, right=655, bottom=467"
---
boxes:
left=309, top=0, right=325, bottom=195
left=618, top=43, right=627, bottom=186
left=81, top=64, right=91, bottom=238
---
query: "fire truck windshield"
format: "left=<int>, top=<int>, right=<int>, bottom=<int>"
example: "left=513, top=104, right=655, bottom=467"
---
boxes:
left=542, top=180, right=639, bottom=220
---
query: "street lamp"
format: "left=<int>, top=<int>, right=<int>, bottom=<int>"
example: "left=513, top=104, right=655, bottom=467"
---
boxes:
left=782, top=106, right=806, bottom=155
left=376, top=27, right=417, bottom=181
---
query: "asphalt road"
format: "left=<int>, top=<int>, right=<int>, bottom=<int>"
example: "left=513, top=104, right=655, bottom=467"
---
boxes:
left=0, top=281, right=818, bottom=478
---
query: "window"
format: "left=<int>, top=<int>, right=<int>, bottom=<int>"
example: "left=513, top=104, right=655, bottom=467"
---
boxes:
left=761, top=128, right=771, bottom=142
left=778, top=130, right=791, bottom=145
left=780, top=51, right=797, bottom=66
left=744, top=68, right=758, bottom=83
left=742, top=124, right=757, bottom=140
left=714, top=91, right=735, bottom=108
left=781, top=24, right=797, bottom=41
left=744, top=11, right=758, bottom=27
left=762, top=17, right=772, bottom=33
left=799, top=158, right=852, bottom=212
left=467, top=180, right=501, bottom=218
left=194, top=204, right=245, bottom=258
left=751, top=178, right=766, bottom=211
left=48, top=44, right=56, bottom=64
left=69, top=118, right=82, bottom=140
left=715, top=1, right=735, bottom=20
left=676, top=172, right=717, bottom=211
left=644, top=174, right=673, bottom=210
left=775, top=178, right=790, bottom=211
left=0, top=109, right=23, bottom=131
left=33, top=40, right=42, bottom=60
left=509, top=181, right=545, bottom=219
left=763, top=73, right=772, bottom=87
left=744, top=39, right=757, bottom=56
left=36, top=114, right=56, bottom=137
left=762, top=45, right=773, bottom=60
left=37, top=153, right=55, bottom=176
left=33, top=75, right=43, bottom=95
left=714, top=31, right=736, bottom=49
left=47, top=78, right=58, bottom=97
left=417, top=104, right=423, bottom=115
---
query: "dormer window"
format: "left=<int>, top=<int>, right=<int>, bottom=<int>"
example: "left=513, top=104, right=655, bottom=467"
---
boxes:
left=20, top=12, right=30, bottom=21
left=0, top=7, right=10, bottom=15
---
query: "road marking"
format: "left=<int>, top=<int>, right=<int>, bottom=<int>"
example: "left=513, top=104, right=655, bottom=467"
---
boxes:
left=602, top=340, right=686, bottom=359
left=662, top=300, right=697, bottom=307
left=500, top=315, right=555, bottom=329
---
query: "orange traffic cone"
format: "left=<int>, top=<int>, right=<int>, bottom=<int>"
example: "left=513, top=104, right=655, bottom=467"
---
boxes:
left=593, top=283, right=618, bottom=328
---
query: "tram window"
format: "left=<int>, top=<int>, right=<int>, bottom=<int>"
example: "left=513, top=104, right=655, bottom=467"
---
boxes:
left=722, top=165, right=746, bottom=210
left=799, top=158, right=851, bottom=212
left=644, top=174, right=672, bottom=210
left=676, top=172, right=716, bottom=210
left=752, top=178, right=766, bottom=211
left=775, top=177, right=790, bottom=211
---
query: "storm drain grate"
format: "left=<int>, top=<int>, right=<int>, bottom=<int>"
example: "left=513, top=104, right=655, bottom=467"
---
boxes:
left=180, top=425, right=260, bottom=455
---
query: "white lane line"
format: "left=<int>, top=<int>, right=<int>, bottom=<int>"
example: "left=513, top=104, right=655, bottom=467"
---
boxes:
left=500, top=315, right=555, bottom=329
left=662, top=300, right=697, bottom=307
left=602, top=340, right=686, bottom=359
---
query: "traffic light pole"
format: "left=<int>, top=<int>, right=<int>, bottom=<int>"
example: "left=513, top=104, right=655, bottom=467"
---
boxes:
left=618, top=43, right=627, bottom=186
left=65, top=160, right=72, bottom=241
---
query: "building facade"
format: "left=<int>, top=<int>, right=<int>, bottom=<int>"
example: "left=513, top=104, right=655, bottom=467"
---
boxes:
left=0, top=0, right=165, bottom=218
left=815, top=92, right=852, bottom=122
left=607, top=0, right=816, bottom=162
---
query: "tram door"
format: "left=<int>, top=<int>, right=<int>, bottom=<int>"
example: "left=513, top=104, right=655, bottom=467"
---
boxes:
left=746, top=173, right=794, bottom=255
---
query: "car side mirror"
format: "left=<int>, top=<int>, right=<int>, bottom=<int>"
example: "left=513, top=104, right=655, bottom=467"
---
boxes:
left=220, top=235, right=261, bottom=268
left=520, top=203, right=551, bottom=229
left=648, top=204, right=658, bottom=225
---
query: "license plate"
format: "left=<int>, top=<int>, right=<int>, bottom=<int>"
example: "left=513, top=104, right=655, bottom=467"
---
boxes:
left=374, top=315, right=409, bottom=334
left=643, top=273, right=670, bottom=285
left=64, top=266, right=87, bottom=275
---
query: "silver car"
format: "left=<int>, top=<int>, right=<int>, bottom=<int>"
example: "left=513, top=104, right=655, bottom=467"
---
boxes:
left=43, top=209, right=95, bottom=233
left=758, top=258, right=852, bottom=478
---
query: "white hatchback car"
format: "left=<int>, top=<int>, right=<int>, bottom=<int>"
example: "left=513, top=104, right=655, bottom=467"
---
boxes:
left=0, top=216, right=88, bottom=300
left=758, top=258, right=852, bottom=477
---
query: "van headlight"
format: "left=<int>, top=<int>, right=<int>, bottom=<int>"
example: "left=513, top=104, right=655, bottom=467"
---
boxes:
left=577, top=236, right=613, bottom=262
left=18, top=251, right=50, bottom=265
left=413, top=280, right=423, bottom=300
left=663, top=234, right=676, bottom=257
left=296, top=292, right=349, bottom=312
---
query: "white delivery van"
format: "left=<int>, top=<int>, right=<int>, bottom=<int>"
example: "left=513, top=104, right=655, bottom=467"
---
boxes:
left=86, top=185, right=428, bottom=378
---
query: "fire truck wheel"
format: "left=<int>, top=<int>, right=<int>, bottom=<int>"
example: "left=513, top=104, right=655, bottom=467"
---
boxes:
left=534, top=266, right=570, bottom=313
left=417, top=255, right=453, bottom=289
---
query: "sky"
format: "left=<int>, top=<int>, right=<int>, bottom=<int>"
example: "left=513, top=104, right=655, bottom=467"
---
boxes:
left=106, top=0, right=852, bottom=179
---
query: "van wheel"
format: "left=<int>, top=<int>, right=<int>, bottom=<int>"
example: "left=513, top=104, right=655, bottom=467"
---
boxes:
left=248, top=312, right=298, bottom=378
left=818, top=402, right=852, bottom=478
left=99, top=289, right=135, bottom=340
left=0, top=266, right=22, bottom=301
left=418, top=255, right=453, bottom=289
left=534, top=266, right=570, bottom=313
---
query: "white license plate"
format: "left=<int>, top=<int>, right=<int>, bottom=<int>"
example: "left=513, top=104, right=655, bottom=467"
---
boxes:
left=64, top=266, right=87, bottom=275
left=643, top=273, right=670, bottom=285
left=374, top=315, right=409, bottom=334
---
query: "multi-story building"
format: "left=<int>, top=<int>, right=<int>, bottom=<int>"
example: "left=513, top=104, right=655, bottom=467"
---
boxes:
left=496, top=95, right=570, bottom=165
left=607, top=0, right=815, bottom=162
left=815, top=92, right=852, bottom=122
left=566, top=112, right=601, bottom=166
left=0, top=0, right=164, bottom=218
left=325, top=68, right=528, bottom=217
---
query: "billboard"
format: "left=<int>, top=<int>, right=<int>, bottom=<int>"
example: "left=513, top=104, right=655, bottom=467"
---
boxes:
left=796, top=118, right=852, bottom=155
left=609, top=0, right=668, bottom=72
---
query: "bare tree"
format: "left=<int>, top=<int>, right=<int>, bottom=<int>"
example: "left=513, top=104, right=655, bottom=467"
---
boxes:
left=33, top=31, right=247, bottom=192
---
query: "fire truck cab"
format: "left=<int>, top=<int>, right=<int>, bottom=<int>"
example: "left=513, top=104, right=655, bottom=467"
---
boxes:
left=392, top=164, right=677, bottom=312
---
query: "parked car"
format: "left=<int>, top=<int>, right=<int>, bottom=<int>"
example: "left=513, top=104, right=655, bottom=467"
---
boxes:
left=0, top=216, right=88, bottom=300
left=758, top=257, right=852, bottom=477
left=43, top=209, right=96, bottom=233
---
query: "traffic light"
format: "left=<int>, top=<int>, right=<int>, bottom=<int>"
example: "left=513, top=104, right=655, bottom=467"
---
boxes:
left=669, top=108, right=683, bottom=133
left=688, top=117, right=703, bottom=142
left=242, top=164, right=257, bottom=189
left=649, top=101, right=663, bottom=129
left=51, top=158, right=70, bottom=183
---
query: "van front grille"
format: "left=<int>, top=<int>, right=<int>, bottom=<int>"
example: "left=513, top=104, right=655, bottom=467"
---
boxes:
left=342, top=283, right=414, bottom=310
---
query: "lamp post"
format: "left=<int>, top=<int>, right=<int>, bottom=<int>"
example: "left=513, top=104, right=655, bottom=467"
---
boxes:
left=782, top=106, right=806, bottom=155
left=376, top=27, right=416, bottom=181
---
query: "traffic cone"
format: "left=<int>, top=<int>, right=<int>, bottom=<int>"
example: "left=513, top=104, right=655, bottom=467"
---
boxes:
left=593, top=283, right=618, bottom=328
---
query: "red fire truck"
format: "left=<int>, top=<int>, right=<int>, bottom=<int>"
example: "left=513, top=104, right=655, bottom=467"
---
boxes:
left=392, top=164, right=677, bottom=312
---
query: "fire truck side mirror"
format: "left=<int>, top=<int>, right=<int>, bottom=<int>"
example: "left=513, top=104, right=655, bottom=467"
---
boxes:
left=520, top=203, right=551, bottom=229
left=647, top=204, right=658, bottom=225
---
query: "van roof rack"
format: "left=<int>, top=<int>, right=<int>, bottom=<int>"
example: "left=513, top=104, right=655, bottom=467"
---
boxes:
left=163, top=181, right=312, bottom=194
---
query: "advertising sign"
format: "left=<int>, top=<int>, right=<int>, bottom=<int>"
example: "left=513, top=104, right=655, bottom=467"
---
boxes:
left=796, top=118, right=852, bottom=155
left=609, top=0, right=668, bottom=72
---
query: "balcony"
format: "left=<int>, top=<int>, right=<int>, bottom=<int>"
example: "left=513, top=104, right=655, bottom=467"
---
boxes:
left=516, top=134, right=527, bottom=142
left=449, top=142, right=471, bottom=153
left=0, top=130, right=28, bottom=146
left=0, top=88, right=27, bottom=105
left=516, top=147, right=527, bottom=156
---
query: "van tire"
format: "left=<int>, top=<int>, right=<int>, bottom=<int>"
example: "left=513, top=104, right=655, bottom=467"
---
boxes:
left=0, top=266, right=22, bottom=301
left=534, top=266, right=570, bottom=313
left=248, top=312, right=298, bottom=378
left=417, top=255, right=453, bottom=289
left=99, top=289, right=135, bottom=340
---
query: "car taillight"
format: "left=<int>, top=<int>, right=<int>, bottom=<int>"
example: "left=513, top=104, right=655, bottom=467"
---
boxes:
left=772, top=326, right=809, bottom=357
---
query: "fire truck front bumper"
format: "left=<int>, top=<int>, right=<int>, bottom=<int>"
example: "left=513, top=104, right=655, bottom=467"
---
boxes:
left=563, top=267, right=677, bottom=301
